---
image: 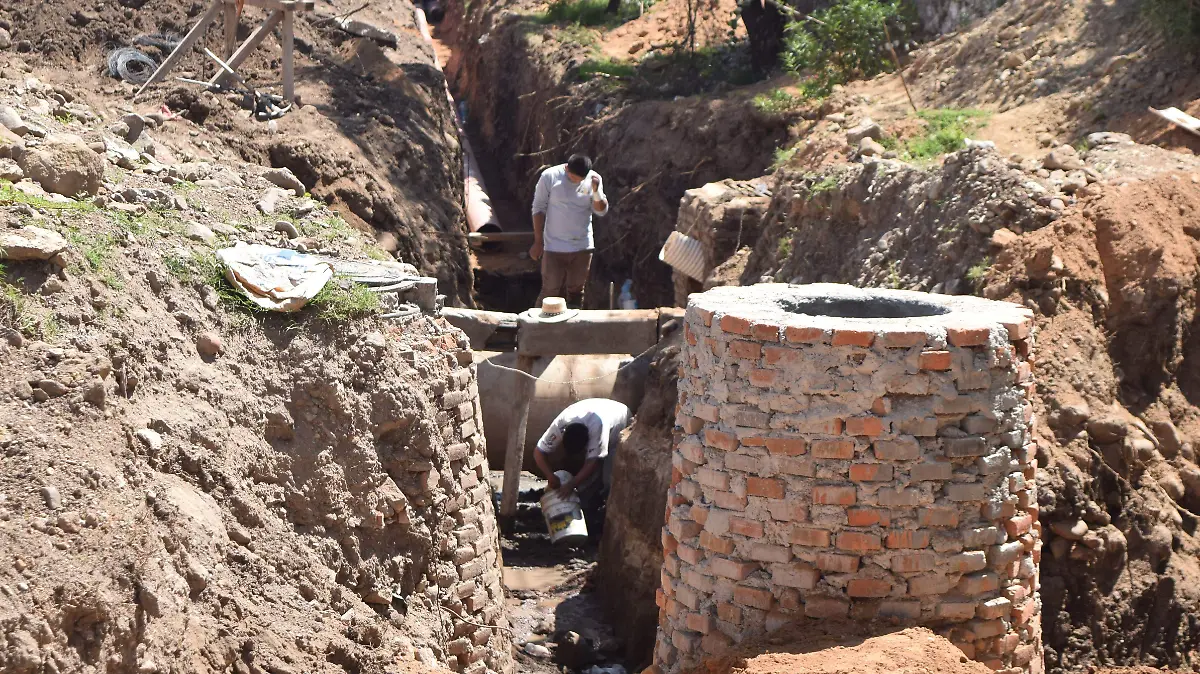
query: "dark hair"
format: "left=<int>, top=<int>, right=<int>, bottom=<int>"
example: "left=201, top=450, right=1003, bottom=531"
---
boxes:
left=566, top=154, right=593, bottom=178
left=562, top=423, right=590, bottom=455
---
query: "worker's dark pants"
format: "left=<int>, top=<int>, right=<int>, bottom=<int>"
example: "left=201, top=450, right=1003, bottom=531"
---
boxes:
left=576, top=478, right=607, bottom=544
left=538, top=250, right=593, bottom=309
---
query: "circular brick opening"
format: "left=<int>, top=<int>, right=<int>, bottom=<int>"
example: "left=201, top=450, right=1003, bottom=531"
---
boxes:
left=778, top=296, right=951, bottom=320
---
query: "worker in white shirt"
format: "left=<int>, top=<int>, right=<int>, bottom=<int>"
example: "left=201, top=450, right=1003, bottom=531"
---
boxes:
left=533, top=398, right=631, bottom=542
left=529, top=154, right=609, bottom=309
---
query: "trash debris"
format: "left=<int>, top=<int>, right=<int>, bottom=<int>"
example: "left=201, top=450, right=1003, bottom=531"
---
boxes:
left=333, top=17, right=399, bottom=47
left=215, top=243, right=336, bottom=312
left=522, top=642, right=552, bottom=658
left=1149, top=107, right=1200, bottom=138
left=582, top=666, right=627, bottom=674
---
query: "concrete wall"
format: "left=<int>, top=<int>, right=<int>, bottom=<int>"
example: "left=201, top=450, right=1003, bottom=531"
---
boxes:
left=652, top=284, right=1043, bottom=674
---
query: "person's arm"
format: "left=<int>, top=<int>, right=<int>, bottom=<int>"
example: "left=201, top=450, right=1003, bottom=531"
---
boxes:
left=534, top=449, right=560, bottom=489
left=590, top=174, right=609, bottom=216
left=531, top=171, right=550, bottom=260
left=560, top=458, right=600, bottom=497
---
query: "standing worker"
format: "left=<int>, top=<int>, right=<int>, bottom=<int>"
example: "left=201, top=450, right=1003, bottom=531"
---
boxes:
left=533, top=398, right=631, bottom=542
left=530, top=154, right=610, bottom=309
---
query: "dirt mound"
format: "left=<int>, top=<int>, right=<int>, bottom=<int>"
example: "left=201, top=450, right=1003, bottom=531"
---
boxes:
left=688, top=624, right=990, bottom=674
left=0, top=0, right=475, bottom=306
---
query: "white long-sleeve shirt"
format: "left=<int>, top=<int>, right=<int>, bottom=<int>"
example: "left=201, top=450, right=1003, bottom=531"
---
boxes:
left=531, top=164, right=609, bottom=253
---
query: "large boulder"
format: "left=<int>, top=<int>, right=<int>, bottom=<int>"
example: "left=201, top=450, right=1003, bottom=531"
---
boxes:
left=18, top=133, right=105, bottom=197
left=0, top=226, right=69, bottom=261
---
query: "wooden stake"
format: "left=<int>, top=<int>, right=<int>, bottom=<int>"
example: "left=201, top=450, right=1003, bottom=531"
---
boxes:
left=134, top=0, right=223, bottom=98
left=884, top=23, right=918, bottom=116
left=282, top=10, right=295, bottom=103
left=210, top=9, right=284, bottom=88
left=223, top=1, right=239, bottom=59
left=499, top=355, right=536, bottom=519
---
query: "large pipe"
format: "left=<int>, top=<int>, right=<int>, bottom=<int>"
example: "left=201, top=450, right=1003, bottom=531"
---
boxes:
left=475, top=351, right=651, bottom=470
left=415, top=8, right=502, bottom=234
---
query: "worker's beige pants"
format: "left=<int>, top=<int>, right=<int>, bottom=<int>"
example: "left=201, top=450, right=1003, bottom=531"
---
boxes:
left=537, top=250, right=592, bottom=309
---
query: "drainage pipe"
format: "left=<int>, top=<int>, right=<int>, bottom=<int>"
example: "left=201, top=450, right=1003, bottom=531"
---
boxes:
left=474, top=351, right=651, bottom=470
left=415, top=8, right=502, bottom=233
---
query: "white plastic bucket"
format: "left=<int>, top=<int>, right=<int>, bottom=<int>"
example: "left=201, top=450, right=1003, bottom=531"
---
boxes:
left=540, top=471, right=589, bottom=545
left=658, top=231, right=707, bottom=282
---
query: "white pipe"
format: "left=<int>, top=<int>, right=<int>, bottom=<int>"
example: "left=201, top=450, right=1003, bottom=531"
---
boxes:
left=415, top=8, right=502, bottom=233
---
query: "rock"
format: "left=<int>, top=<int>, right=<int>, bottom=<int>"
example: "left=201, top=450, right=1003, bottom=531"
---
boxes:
left=1043, top=145, right=1084, bottom=171
left=82, top=379, right=106, bottom=408
left=1062, top=171, right=1089, bottom=194
left=1036, top=133, right=1056, bottom=148
left=1157, top=467, right=1185, bottom=502
left=264, top=167, right=306, bottom=196
left=628, top=40, right=644, bottom=54
left=0, top=125, right=24, bottom=159
left=40, top=277, right=64, bottom=295
left=37, top=379, right=68, bottom=397
left=990, top=228, right=1018, bottom=249
left=1088, top=417, right=1129, bottom=444
left=19, top=133, right=105, bottom=197
left=57, top=513, right=80, bottom=534
left=32, top=389, right=48, bottom=402
left=1003, top=51, right=1026, bottom=69
left=0, top=28, right=11, bottom=51
left=258, top=187, right=290, bottom=215
left=275, top=220, right=300, bottom=239
left=523, top=643, right=552, bottom=658
left=825, top=112, right=847, bottom=124
left=40, top=485, right=61, bottom=509
left=0, top=157, right=22, bottom=181
left=210, top=223, right=240, bottom=237
left=1050, top=519, right=1088, bottom=541
left=184, top=556, right=210, bottom=595
left=1058, top=400, right=1091, bottom=427
left=197, top=332, right=222, bottom=359
left=1180, top=461, right=1200, bottom=497
left=185, top=222, right=216, bottom=245
left=12, top=380, right=33, bottom=399
left=8, top=629, right=39, bottom=672
left=846, top=119, right=882, bottom=144
left=1150, top=420, right=1183, bottom=459
left=227, top=522, right=252, bottom=545
left=1128, top=436, right=1156, bottom=462
left=0, top=227, right=69, bottom=261
left=859, top=137, right=886, bottom=156
left=0, top=106, right=27, bottom=135
left=1087, top=131, right=1133, bottom=146
left=122, top=113, right=146, bottom=143
left=138, top=584, right=162, bottom=617
left=294, top=199, right=317, bottom=217
left=135, top=428, right=163, bottom=451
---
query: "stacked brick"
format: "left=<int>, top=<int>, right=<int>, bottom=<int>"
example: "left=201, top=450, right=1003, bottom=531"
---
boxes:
left=654, top=284, right=1042, bottom=674
left=421, top=328, right=514, bottom=674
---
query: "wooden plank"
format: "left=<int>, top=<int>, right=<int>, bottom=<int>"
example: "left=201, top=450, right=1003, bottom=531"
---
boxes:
left=235, top=0, right=315, bottom=11
left=517, top=310, right=660, bottom=357
left=134, top=0, right=222, bottom=97
left=499, top=355, right=536, bottom=519
left=281, top=10, right=295, bottom=102
left=210, top=9, right=284, bottom=88
left=223, top=1, right=239, bottom=59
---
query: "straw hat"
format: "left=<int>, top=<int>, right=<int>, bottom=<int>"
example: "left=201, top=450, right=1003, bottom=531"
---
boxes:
left=520, top=297, right=579, bottom=323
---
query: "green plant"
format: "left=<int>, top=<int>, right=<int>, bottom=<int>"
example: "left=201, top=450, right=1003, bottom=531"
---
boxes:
left=309, top=281, right=381, bottom=323
left=776, top=235, right=793, bottom=259
left=65, top=229, right=124, bottom=289
left=171, top=181, right=200, bottom=194
left=753, top=88, right=801, bottom=115
left=365, top=247, right=394, bottom=262
left=302, top=215, right=355, bottom=245
left=0, top=279, right=36, bottom=336
left=887, top=260, right=901, bottom=289
left=1142, top=0, right=1200, bottom=40
left=966, top=257, right=992, bottom=291
left=0, top=181, right=95, bottom=212
left=535, top=0, right=646, bottom=26
left=901, top=109, right=991, bottom=160
left=578, top=58, right=637, bottom=81
left=810, top=175, right=839, bottom=194
left=771, top=145, right=798, bottom=170
left=782, top=0, right=908, bottom=98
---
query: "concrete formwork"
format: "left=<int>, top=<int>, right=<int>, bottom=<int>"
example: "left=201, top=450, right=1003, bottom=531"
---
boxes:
left=654, top=284, right=1042, bottom=674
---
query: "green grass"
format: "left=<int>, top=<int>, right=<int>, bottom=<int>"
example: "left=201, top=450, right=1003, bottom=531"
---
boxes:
left=578, top=58, right=637, bottom=81
left=771, top=145, right=799, bottom=170
left=171, top=181, right=200, bottom=194
left=534, top=0, right=647, bottom=26
left=0, top=181, right=95, bottom=212
left=776, top=235, right=793, bottom=260
left=887, top=261, right=901, bottom=289
left=309, top=281, right=381, bottom=323
left=966, top=257, right=991, bottom=291
left=65, top=229, right=124, bottom=289
left=898, top=109, right=991, bottom=161
left=810, top=175, right=839, bottom=194
left=302, top=215, right=355, bottom=245
left=753, top=88, right=801, bottom=115
left=1, top=264, right=58, bottom=340
left=365, top=247, right=394, bottom=262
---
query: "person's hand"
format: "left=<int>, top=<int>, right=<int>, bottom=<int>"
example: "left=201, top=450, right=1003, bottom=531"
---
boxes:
left=529, top=239, right=543, bottom=261
left=556, top=484, right=574, bottom=500
left=546, top=473, right=560, bottom=490
left=590, top=175, right=601, bottom=194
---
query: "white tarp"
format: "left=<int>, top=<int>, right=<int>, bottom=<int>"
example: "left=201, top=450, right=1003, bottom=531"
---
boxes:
left=215, top=243, right=334, bottom=312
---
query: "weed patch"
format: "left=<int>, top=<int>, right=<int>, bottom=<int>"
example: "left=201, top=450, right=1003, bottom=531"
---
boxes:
left=894, top=109, right=990, bottom=161
left=534, top=0, right=647, bottom=26
left=782, top=0, right=910, bottom=98
left=0, top=181, right=95, bottom=213
left=309, top=281, right=381, bottom=323
left=753, top=88, right=801, bottom=115
left=966, top=257, right=991, bottom=292
left=771, top=144, right=799, bottom=170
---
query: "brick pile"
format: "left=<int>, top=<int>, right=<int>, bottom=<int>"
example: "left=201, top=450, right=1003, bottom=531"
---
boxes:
left=653, top=284, right=1042, bottom=674
left=412, top=328, right=513, bottom=674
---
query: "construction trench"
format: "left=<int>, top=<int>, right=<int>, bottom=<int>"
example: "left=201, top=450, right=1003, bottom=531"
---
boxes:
left=7, top=0, right=1200, bottom=672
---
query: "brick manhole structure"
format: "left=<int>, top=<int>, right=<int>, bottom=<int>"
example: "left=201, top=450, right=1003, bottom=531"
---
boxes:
left=655, top=283, right=1042, bottom=674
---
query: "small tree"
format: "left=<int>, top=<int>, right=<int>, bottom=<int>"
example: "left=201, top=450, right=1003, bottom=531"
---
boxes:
left=782, top=0, right=904, bottom=98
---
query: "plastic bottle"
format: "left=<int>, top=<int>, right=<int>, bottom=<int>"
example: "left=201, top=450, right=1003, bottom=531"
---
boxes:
left=619, top=279, right=637, bottom=310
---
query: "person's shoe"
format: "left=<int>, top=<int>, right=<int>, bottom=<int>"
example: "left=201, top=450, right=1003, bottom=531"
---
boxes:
left=566, top=293, right=584, bottom=310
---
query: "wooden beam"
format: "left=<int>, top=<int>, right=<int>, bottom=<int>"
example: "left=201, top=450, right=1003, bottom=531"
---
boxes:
left=210, top=9, right=284, bottom=89
left=228, top=0, right=314, bottom=12
left=281, top=10, right=295, bottom=103
left=499, top=355, right=536, bottom=519
left=223, top=1, right=239, bottom=59
left=134, top=0, right=223, bottom=97
left=517, top=310, right=660, bottom=357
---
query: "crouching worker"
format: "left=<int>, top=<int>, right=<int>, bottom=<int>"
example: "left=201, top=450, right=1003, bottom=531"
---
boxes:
left=533, top=398, right=632, bottom=543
